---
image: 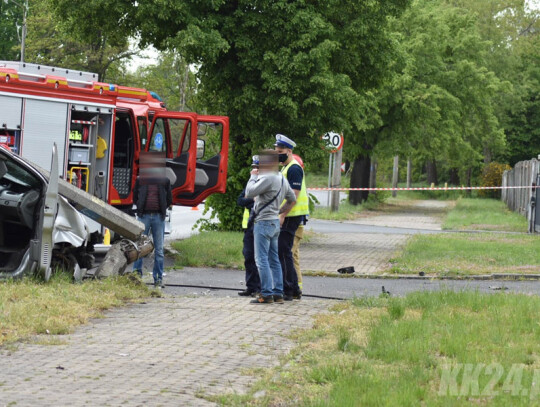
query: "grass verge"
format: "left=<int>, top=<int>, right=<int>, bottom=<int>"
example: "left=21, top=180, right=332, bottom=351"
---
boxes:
left=211, top=290, right=540, bottom=406
left=0, top=274, right=150, bottom=346
left=443, top=197, right=528, bottom=232
left=172, top=231, right=244, bottom=268
left=389, top=233, right=540, bottom=276
left=310, top=194, right=388, bottom=221
left=306, top=172, right=350, bottom=188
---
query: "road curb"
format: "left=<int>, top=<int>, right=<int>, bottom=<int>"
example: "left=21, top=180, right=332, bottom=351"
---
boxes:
left=302, top=271, right=540, bottom=281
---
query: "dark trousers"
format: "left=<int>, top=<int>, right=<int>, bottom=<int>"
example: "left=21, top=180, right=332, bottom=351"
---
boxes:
left=243, top=226, right=260, bottom=292
left=279, top=216, right=302, bottom=295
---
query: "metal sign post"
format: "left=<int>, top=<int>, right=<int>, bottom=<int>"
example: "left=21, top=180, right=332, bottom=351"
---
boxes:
left=322, top=132, right=344, bottom=211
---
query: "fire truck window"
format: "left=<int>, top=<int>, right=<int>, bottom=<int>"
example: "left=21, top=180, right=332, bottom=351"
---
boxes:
left=149, top=118, right=167, bottom=153
left=137, top=116, right=148, bottom=148
left=181, top=122, right=191, bottom=153
left=197, top=123, right=223, bottom=160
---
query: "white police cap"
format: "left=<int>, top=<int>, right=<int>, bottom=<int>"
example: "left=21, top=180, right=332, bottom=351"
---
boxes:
left=274, top=134, right=296, bottom=149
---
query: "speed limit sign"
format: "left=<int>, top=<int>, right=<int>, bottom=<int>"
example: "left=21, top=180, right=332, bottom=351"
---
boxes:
left=322, top=132, right=344, bottom=153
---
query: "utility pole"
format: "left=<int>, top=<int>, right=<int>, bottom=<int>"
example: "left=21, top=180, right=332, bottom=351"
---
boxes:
left=392, top=155, right=399, bottom=197
left=4, top=0, right=28, bottom=62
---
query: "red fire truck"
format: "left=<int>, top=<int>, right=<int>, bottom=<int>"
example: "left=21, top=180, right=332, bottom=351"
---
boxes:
left=0, top=61, right=229, bottom=216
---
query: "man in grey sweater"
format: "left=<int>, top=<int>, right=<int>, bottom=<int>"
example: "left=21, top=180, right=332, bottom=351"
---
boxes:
left=245, top=150, right=296, bottom=304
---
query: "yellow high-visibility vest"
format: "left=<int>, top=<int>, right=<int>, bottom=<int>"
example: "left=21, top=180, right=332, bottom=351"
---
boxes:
left=242, top=208, right=250, bottom=229
left=281, top=158, right=309, bottom=217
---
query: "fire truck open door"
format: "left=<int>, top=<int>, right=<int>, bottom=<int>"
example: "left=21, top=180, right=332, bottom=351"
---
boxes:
left=147, top=112, right=198, bottom=198
left=172, top=116, right=229, bottom=207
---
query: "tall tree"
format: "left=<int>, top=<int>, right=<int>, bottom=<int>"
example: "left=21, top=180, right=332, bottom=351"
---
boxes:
left=49, top=0, right=410, bottom=228
left=359, top=0, right=506, bottom=196
left=22, top=0, right=135, bottom=80
left=0, top=0, right=24, bottom=60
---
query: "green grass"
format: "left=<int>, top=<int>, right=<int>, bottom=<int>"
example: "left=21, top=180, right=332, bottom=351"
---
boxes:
left=389, top=233, right=540, bottom=276
left=443, top=197, right=528, bottom=232
left=305, top=172, right=350, bottom=188
left=310, top=201, right=363, bottom=221
left=172, top=231, right=244, bottom=268
left=310, top=193, right=389, bottom=221
left=212, top=290, right=540, bottom=406
left=0, top=274, right=150, bottom=346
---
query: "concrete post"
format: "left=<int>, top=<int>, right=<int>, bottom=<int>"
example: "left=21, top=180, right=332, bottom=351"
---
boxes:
left=330, top=148, right=342, bottom=212
left=392, top=155, right=399, bottom=198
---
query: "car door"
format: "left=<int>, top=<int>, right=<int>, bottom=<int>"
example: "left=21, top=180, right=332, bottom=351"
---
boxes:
left=38, top=143, right=60, bottom=281
left=147, top=112, right=198, bottom=198
left=172, top=115, right=229, bottom=206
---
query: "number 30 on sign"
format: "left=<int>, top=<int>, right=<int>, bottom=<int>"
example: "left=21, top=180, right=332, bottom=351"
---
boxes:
left=322, top=132, right=344, bottom=153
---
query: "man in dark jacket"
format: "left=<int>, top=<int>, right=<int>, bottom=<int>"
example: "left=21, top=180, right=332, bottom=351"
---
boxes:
left=132, top=152, right=173, bottom=288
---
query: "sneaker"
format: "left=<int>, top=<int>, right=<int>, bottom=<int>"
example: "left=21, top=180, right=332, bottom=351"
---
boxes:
left=293, top=290, right=302, bottom=300
left=283, top=294, right=294, bottom=301
left=250, top=295, right=274, bottom=304
left=273, top=295, right=284, bottom=304
left=154, top=280, right=164, bottom=289
left=238, top=289, right=257, bottom=297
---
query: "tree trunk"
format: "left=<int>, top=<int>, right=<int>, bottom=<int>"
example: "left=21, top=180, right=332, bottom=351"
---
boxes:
left=369, top=159, right=377, bottom=194
left=349, top=154, right=370, bottom=205
left=449, top=168, right=460, bottom=185
left=426, top=160, right=438, bottom=185
left=483, top=146, right=492, bottom=164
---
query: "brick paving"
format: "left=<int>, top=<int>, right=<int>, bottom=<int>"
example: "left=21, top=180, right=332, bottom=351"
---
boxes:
left=301, top=200, right=450, bottom=274
left=0, top=297, right=329, bottom=407
left=301, top=233, right=409, bottom=274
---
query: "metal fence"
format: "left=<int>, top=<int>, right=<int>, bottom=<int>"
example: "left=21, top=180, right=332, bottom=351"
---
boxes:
left=501, top=158, right=539, bottom=219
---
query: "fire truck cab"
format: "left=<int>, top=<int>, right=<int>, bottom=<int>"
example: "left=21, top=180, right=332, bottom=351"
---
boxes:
left=0, top=61, right=229, bottom=217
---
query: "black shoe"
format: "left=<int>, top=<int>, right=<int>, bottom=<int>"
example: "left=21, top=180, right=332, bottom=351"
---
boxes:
left=293, top=290, right=302, bottom=300
left=238, top=289, right=257, bottom=297
left=283, top=294, right=294, bottom=301
left=250, top=295, right=274, bottom=304
left=273, top=295, right=284, bottom=304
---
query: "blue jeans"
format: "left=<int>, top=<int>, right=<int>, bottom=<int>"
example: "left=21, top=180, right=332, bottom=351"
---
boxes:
left=132, top=213, right=165, bottom=284
left=253, top=219, right=282, bottom=297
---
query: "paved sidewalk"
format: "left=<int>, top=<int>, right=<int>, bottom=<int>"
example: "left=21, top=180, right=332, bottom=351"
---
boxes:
left=0, top=297, right=329, bottom=406
left=301, top=200, right=451, bottom=274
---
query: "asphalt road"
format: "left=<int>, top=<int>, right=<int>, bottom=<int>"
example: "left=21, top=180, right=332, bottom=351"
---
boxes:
left=157, top=267, right=540, bottom=300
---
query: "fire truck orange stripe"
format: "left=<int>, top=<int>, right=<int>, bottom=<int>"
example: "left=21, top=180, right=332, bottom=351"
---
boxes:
left=118, top=89, right=147, bottom=96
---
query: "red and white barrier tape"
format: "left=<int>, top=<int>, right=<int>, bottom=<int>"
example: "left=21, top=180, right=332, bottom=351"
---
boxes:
left=308, top=185, right=538, bottom=191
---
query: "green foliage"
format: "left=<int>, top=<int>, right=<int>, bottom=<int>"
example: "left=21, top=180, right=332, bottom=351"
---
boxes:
left=372, top=1, right=506, bottom=176
left=21, top=0, right=135, bottom=80
left=0, top=1, right=23, bottom=60
left=479, top=162, right=511, bottom=198
left=114, top=51, right=201, bottom=112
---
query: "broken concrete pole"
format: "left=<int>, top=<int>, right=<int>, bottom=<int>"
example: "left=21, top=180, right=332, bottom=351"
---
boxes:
left=22, top=158, right=144, bottom=240
left=95, top=237, right=154, bottom=279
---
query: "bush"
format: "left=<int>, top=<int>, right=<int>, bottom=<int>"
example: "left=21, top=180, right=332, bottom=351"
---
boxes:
left=479, top=162, right=511, bottom=198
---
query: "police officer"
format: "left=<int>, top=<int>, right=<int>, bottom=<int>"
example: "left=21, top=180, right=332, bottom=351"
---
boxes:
left=237, top=156, right=261, bottom=296
left=274, top=134, right=309, bottom=301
